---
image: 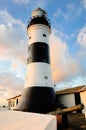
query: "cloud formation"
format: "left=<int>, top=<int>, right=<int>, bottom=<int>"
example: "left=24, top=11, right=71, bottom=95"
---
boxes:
left=81, top=0, right=86, bottom=9
left=0, top=72, right=24, bottom=105
left=0, top=10, right=27, bottom=102
left=54, top=3, right=82, bottom=20
left=50, top=30, right=80, bottom=83
left=77, top=26, right=86, bottom=48
left=12, top=0, right=30, bottom=4
left=0, top=10, right=28, bottom=64
left=0, top=8, right=86, bottom=102
left=0, top=73, right=23, bottom=95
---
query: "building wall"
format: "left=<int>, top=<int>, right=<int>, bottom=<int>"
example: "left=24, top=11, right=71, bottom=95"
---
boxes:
left=80, top=91, right=86, bottom=113
left=57, top=92, right=86, bottom=113
left=8, top=96, right=21, bottom=110
left=58, top=93, right=75, bottom=108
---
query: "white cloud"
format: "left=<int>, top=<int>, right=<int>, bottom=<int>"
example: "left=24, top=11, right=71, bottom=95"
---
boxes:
left=55, top=75, right=86, bottom=91
left=0, top=10, right=28, bottom=64
left=77, top=26, right=86, bottom=48
left=12, top=0, right=30, bottom=4
left=76, top=26, right=86, bottom=77
left=0, top=73, right=23, bottom=99
left=54, top=8, right=68, bottom=20
left=0, top=9, right=86, bottom=104
left=54, top=3, right=82, bottom=20
left=34, top=0, right=47, bottom=8
left=0, top=10, right=25, bottom=31
left=49, top=27, right=86, bottom=84
left=0, top=10, right=27, bottom=102
left=81, top=0, right=86, bottom=9
left=50, top=30, right=80, bottom=83
left=52, top=29, right=69, bottom=41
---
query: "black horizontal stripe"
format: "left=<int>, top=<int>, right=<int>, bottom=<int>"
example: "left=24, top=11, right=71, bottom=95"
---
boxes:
left=27, top=42, right=50, bottom=64
left=27, top=17, right=51, bottom=29
left=15, top=87, right=56, bottom=113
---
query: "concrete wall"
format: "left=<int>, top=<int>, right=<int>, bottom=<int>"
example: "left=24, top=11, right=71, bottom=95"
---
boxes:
left=80, top=91, right=86, bottom=113
left=8, top=96, right=21, bottom=110
left=58, top=93, right=75, bottom=108
left=57, top=92, right=86, bottom=114
left=0, top=111, right=57, bottom=130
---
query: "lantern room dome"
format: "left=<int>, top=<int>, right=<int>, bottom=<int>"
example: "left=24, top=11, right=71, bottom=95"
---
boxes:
left=27, top=8, right=51, bottom=29
left=32, top=7, right=47, bottom=18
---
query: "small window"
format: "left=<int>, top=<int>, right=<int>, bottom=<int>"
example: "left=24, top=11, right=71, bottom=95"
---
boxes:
left=43, top=34, right=46, bottom=37
left=16, top=99, right=18, bottom=105
left=44, top=76, right=48, bottom=79
left=29, top=36, right=31, bottom=39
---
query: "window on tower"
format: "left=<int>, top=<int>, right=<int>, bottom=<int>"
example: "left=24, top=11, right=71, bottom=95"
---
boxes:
left=29, top=36, right=31, bottom=39
left=43, top=34, right=46, bottom=37
left=44, top=75, right=48, bottom=79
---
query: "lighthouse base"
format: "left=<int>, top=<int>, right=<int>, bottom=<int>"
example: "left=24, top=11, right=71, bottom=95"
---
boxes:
left=15, top=87, right=56, bottom=114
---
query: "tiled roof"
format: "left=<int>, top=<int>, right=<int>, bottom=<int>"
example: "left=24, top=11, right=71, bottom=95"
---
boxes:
left=56, top=85, right=86, bottom=95
left=7, top=94, right=21, bottom=100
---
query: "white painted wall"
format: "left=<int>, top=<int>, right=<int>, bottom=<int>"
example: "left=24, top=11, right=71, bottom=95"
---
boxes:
left=80, top=91, right=86, bottom=113
left=0, top=111, right=57, bottom=130
left=25, top=20, right=53, bottom=89
left=8, top=96, right=21, bottom=110
left=28, top=24, right=50, bottom=45
left=58, top=94, right=75, bottom=108
left=24, top=63, right=53, bottom=88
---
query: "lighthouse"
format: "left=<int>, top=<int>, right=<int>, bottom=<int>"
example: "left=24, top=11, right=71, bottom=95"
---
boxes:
left=16, top=8, right=56, bottom=113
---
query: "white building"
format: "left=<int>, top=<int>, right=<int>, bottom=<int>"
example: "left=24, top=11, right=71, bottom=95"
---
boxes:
left=56, top=85, right=86, bottom=113
left=7, top=85, right=86, bottom=113
left=7, top=94, right=21, bottom=110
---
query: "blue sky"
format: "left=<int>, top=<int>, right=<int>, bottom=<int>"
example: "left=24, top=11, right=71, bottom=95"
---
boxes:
left=0, top=0, right=86, bottom=105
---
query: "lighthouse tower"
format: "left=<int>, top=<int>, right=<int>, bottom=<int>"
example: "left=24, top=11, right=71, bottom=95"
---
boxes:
left=16, top=8, right=56, bottom=113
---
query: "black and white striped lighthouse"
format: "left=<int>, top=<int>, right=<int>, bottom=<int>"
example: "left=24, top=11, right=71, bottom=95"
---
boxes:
left=16, top=8, right=56, bottom=113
